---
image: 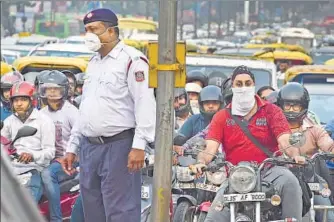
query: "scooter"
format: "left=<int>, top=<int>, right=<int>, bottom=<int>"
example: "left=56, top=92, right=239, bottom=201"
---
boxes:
left=1, top=124, right=79, bottom=221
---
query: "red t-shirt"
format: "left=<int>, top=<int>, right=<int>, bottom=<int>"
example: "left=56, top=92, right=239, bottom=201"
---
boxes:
left=206, top=95, right=291, bottom=165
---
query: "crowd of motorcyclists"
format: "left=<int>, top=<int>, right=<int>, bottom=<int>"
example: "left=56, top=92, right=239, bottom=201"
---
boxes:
left=1, top=64, right=334, bottom=222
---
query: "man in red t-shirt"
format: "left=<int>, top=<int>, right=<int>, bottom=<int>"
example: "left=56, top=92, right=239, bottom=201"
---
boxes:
left=189, top=66, right=306, bottom=222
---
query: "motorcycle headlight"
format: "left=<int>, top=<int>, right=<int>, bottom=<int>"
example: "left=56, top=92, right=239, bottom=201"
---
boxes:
left=206, top=167, right=227, bottom=185
left=229, top=166, right=256, bottom=194
left=176, top=166, right=195, bottom=182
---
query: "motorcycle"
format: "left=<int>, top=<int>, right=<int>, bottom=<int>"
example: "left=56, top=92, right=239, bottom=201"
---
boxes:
left=1, top=124, right=79, bottom=222
left=173, top=150, right=227, bottom=222
left=305, top=152, right=334, bottom=222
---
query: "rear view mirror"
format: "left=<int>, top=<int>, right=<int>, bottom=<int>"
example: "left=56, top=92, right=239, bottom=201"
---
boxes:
left=11, top=126, right=38, bottom=145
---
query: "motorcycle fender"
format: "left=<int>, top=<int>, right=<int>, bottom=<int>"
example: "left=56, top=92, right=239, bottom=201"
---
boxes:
left=198, top=201, right=211, bottom=212
left=176, top=195, right=197, bottom=206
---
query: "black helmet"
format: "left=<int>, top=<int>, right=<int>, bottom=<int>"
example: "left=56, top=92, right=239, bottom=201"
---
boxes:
left=265, top=91, right=279, bottom=105
left=186, top=70, right=208, bottom=87
left=199, top=85, right=223, bottom=118
left=38, top=70, right=69, bottom=101
left=174, top=88, right=191, bottom=117
left=75, top=73, right=85, bottom=86
left=277, top=82, right=310, bottom=122
left=207, top=71, right=227, bottom=87
left=221, top=77, right=232, bottom=105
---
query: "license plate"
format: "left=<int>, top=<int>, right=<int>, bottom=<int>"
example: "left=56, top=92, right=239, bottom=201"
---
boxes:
left=308, top=183, right=320, bottom=191
left=177, top=183, right=195, bottom=189
left=196, top=183, right=220, bottom=192
left=141, top=186, right=150, bottom=199
left=17, top=172, right=32, bottom=185
left=223, top=192, right=266, bottom=203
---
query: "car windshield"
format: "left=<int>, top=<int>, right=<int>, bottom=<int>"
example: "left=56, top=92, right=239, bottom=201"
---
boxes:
left=16, top=42, right=41, bottom=46
left=30, top=50, right=94, bottom=58
left=186, top=65, right=272, bottom=91
left=281, top=37, right=313, bottom=50
left=9, top=49, right=30, bottom=57
left=311, top=52, right=334, bottom=64
left=309, top=94, right=334, bottom=124
left=2, top=54, right=18, bottom=64
left=23, top=72, right=41, bottom=84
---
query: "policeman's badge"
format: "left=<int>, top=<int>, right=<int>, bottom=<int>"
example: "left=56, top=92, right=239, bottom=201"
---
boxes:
left=135, top=71, right=145, bottom=82
left=87, top=13, right=93, bottom=18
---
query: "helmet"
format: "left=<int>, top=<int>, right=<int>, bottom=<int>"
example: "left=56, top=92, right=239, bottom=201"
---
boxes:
left=207, top=71, right=227, bottom=87
left=1, top=71, right=24, bottom=89
left=75, top=73, right=85, bottom=86
left=174, top=88, right=191, bottom=117
left=1, top=71, right=24, bottom=104
left=10, top=81, right=35, bottom=100
left=221, top=77, right=233, bottom=105
left=186, top=70, right=208, bottom=87
left=185, top=83, right=202, bottom=94
left=277, top=82, right=310, bottom=122
left=38, top=70, right=69, bottom=100
left=265, top=91, right=279, bottom=105
left=199, top=85, right=223, bottom=118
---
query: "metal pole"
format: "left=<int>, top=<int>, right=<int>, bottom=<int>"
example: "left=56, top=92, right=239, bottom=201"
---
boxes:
left=244, top=1, right=249, bottom=28
left=207, top=0, right=212, bottom=38
left=151, top=0, right=176, bottom=221
left=179, top=0, right=183, bottom=40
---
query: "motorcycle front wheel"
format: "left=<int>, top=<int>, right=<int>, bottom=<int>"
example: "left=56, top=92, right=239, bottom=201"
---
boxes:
left=173, top=201, right=194, bottom=222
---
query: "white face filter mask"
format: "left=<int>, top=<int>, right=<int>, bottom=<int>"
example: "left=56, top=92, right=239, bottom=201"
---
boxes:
left=231, top=86, right=256, bottom=116
left=84, top=32, right=103, bottom=52
left=189, top=99, right=200, bottom=114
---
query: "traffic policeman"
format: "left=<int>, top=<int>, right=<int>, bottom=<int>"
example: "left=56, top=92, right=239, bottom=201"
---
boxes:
left=61, top=8, right=156, bottom=222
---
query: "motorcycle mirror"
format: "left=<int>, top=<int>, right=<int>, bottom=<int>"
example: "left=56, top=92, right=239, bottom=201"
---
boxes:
left=1, top=121, right=3, bottom=130
left=173, top=134, right=188, bottom=146
left=289, top=132, right=306, bottom=148
left=11, top=126, right=38, bottom=145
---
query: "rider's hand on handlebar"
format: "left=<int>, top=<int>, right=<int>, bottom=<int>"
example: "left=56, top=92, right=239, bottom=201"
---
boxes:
left=18, top=152, right=33, bottom=163
left=61, top=153, right=77, bottom=176
left=293, top=155, right=306, bottom=164
left=189, top=163, right=207, bottom=178
left=173, top=145, right=184, bottom=156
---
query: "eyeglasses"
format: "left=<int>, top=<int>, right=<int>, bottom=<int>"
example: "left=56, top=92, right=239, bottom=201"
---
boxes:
left=283, top=103, right=302, bottom=112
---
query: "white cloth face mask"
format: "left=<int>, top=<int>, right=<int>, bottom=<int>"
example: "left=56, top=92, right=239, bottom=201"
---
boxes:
left=231, top=86, right=256, bottom=116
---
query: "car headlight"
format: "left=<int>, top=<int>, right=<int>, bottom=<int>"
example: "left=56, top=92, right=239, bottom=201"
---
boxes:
left=206, top=167, right=227, bottom=185
left=176, top=166, right=195, bottom=182
left=229, top=166, right=256, bottom=194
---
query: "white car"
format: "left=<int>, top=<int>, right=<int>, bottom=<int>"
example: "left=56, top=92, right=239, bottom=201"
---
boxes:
left=64, top=36, right=85, bottom=45
left=186, top=55, right=278, bottom=90
left=1, top=44, right=36, bottom=57
left=28, top=43, right=95, bottom=58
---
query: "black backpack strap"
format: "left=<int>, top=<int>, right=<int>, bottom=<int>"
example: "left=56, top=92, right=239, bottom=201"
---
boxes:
left=226, top=109, right=273, bottom=158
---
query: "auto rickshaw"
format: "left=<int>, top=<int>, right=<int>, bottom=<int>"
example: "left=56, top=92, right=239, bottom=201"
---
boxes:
left=245, top=43, right=307, bottom=54
left=1, top=61, right=15, bottom=76
left=13, top=56, right=88, bottom=83
left=325, top=58, right=334, bottom=65
left=284, top=65, right=334, bottom=84
left=253, top=49, right=313, bottom=65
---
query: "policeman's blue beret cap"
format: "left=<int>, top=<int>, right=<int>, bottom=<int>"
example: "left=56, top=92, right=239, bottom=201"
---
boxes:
left=83, top=8, right=118, bottom=26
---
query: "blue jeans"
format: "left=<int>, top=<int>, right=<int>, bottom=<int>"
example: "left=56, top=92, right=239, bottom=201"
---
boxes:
left=41, top=161, right=78, bottom=222
left=25, top=169, right=43, bottom=203
left=70, top=194, right=84, bottom=222
left=314, top=183, right=334, bottom=222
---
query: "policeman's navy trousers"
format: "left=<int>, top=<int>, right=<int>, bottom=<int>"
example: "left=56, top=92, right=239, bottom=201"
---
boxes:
left=79, top=136, right=141, bottom=222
